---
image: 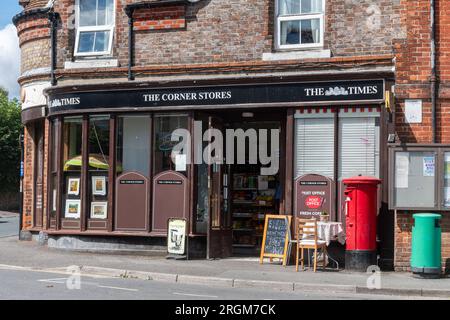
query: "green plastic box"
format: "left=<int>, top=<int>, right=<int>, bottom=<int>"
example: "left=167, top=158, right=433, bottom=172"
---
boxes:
left=411, top=213, right=442, bottom=278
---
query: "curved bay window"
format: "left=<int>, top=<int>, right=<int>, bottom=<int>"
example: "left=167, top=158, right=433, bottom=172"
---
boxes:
left=62, top=117, right=83, bottom=225
left=48, top=113, right=193, bottom=234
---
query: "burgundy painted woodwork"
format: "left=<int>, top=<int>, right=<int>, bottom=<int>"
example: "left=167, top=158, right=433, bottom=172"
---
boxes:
left=152, top=171, right=188, bottom=233
left=61, top=219, right=81, bottom=229
left=206, top=116, right=232, bottom=259
left=115, top=172, right=149, bottom=231
left=88, top=220, right=108, bottom=230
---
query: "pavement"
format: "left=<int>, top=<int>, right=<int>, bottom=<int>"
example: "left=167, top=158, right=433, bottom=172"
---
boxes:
left=0, top=231, right=449, bottom=299
left=0, top=211, right=19, bottom=238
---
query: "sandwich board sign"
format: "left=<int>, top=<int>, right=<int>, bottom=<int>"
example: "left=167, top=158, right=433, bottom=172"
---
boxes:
left=167, top=218, right=188, bottom=259
left=260, top=215, right=292, bottom=266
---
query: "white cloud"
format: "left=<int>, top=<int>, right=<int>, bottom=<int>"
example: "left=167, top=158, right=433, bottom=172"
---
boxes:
left=0, top=24, right=20, bottom=99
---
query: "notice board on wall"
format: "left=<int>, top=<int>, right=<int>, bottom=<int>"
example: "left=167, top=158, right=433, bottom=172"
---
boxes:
left=259, top=215, right=292, bottom=266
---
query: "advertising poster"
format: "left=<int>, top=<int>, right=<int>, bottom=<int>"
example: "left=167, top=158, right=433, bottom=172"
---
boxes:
left=445, top=154, right=450, bottom=179
left=167, top=218, right=187, bottom=255
left=395, top=152, right=409, bottom=188
left=423, top=156, right=435, bottom=177
left=444, top=187, right=450, bottom=208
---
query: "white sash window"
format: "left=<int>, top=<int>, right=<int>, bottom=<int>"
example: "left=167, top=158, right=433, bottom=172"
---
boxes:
left=276, top=0, right=325, bottom=49
left=75, top=0, right=115, bottom=56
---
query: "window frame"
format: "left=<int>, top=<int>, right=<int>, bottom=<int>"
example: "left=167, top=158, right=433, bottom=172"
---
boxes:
left=275, top=0, right=325, bottom=50
left=74, top=0, right=116, bottom=57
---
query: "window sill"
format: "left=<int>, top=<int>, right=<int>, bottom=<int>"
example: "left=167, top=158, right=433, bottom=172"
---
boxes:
left=262, top=49, right=331, bottom=61
left=64, top=59, right=119, bottom=69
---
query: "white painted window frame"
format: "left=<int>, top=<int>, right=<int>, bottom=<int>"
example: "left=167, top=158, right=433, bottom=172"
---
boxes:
left=74, top=0, right=116, bottom=57
left=275, top=0, right=325, bottom=50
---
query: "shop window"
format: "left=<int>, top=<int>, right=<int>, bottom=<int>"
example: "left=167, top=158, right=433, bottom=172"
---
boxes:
left=62, top=117, right=83, bottom=219
left=294, top=116, right=335, bottom=179
left=153, top=114, right=189, bottom=175
left=116, top=116, right=151, bottom=177
left=276, top=0, right=324, bottom=49
left=75, top=0, right=115, bottom=56
left=88, top=116, right=109, bottom=220
left=338, top=116, right=380, bottom=180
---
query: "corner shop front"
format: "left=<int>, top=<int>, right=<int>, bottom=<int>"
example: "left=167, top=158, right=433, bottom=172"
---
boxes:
left=39, top=78, right=388, bottom=259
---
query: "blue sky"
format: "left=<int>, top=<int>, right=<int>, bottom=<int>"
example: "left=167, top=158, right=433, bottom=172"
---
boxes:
left=0, top=0, right=22, bottom=98
left=0, top=1, right=22, bottom=29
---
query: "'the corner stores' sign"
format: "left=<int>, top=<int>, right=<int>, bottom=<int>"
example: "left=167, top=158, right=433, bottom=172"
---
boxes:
left=47, top=79, right=384, bottom=114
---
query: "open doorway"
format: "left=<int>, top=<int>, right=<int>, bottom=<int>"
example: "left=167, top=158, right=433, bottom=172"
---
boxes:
left=228, top=120, right=281, bottom=256
left=196, top=109, right=285, bottom=258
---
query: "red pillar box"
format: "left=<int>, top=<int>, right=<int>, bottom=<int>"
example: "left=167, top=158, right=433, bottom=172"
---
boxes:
left=343, top=176, right=381, bottom=271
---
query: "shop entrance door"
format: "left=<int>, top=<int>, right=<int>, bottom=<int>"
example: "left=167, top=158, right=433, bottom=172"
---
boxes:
left=207, top=116, right=232, bottom=259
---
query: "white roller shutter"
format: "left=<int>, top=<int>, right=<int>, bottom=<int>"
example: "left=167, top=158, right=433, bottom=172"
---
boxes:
left=338, top=116, right=379, bottom=179
left=295, top=117, right=335, bottom=179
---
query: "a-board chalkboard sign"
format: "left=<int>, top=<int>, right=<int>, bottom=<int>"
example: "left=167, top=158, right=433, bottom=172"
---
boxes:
left=259, top=215, right=292, bottom=266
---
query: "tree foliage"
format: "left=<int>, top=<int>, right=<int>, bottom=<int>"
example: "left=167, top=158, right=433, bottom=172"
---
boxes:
left=0, top=88, right=22, bottom=193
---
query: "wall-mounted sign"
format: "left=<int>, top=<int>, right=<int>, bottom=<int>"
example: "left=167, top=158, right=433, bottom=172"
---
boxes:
left=167, top=218, right=188, bottom=256
left=48, top=79, right=385, bottom=114
left=405, top=99, right=422, bottom=123
left=294, top=174, right=335, bottom=220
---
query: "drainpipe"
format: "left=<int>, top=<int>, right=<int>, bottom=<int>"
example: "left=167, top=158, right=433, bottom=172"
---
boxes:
left=48, top=11, right=59, bottom=86
left=430, top=0, right=437, bottom=143
left=125, top=8, right=135, bottom=81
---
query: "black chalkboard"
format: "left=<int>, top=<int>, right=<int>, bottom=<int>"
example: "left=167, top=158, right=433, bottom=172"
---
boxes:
left=264, top=218, right=288, bottom=255
left=260, top=215, right=292, bottom=265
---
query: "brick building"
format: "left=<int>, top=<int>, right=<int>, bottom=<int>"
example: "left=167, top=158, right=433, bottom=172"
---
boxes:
left=390, top=0, right=450, bottom=273
left=13, top=0, right=446, bottom=272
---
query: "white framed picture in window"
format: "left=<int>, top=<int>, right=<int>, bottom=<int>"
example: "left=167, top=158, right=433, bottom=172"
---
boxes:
left=67, top=178, right=80, bottom=196
left=92, top=176, right=107, bottom=196
left=65, top=200, right=81, bottom=219
left=90, top=202, right=108, bottom=219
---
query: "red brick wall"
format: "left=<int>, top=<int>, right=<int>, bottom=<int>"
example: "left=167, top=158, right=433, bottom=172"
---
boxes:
left=394, top=0, right=450, bottom=272
left=42, top=119, right=50, bottom=229
left=16, top=15, right=51, bottom=74
left=22, top=125, right=34, bottom=230
left=133, top=6, right=186, bottom=31
left=395, top=212, right=450, bottom=273
left=49, top=0, right=402, bottom=69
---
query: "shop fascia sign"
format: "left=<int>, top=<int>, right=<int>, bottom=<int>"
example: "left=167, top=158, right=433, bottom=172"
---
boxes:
left=47, top=79, right=384, bottom=112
